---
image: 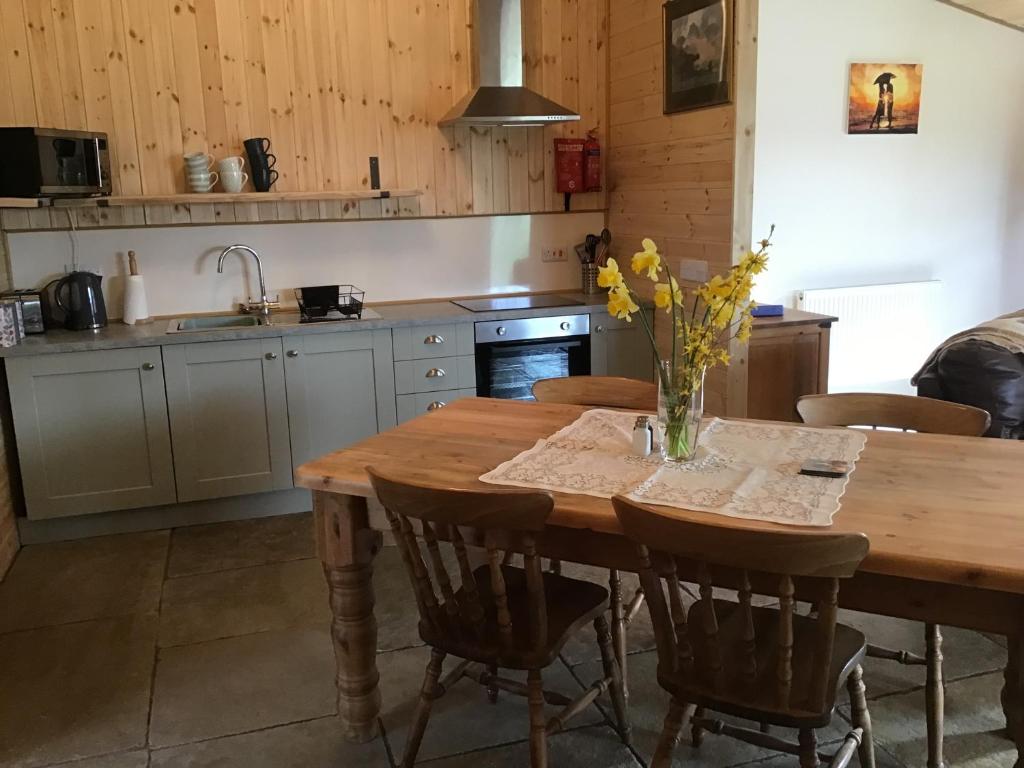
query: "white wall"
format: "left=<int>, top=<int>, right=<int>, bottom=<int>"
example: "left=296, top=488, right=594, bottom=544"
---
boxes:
left=751, top=0, right=1024, bottom=390
left=6, top=212, right=604, bottom=317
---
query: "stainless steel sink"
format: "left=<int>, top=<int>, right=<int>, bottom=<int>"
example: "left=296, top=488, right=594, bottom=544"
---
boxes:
left=166, top=315, right=268, bottom=333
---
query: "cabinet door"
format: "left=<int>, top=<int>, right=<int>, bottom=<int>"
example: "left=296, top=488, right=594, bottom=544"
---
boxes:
left=590, top=310, right=656, bottom=381
left=284, top=329, right=397, bottom=469
left=7, top=347, right=176, bottom=519
left=164, top=338, right=292, bottom=502
left=747, top=327, right=825, bottom=422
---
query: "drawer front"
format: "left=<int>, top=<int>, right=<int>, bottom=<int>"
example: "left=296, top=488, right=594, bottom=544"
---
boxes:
left=392, top=323, right=474, bottom=361
left=396, top=387, right=477, bottom=423
left=394, top=355, right=476, bottom=394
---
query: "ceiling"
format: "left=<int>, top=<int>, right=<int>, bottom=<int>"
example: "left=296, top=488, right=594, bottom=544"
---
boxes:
left=938, top=0, right=1024, bottom=31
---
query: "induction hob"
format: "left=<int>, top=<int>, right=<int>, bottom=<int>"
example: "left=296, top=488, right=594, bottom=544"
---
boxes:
left=452, top=295, right=584, bottom=313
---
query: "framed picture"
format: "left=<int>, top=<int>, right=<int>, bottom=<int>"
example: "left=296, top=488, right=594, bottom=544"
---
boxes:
left=663, top=0, right=732, bottom=114
left=847, top=63, right=924, bottom=134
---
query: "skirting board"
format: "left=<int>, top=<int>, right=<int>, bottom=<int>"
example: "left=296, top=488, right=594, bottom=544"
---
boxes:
left=17, top=488, right=312, bottom=545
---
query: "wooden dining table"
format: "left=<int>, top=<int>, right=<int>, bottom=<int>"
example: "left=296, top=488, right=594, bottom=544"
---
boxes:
left=295, top=397, right=1024, bottom=765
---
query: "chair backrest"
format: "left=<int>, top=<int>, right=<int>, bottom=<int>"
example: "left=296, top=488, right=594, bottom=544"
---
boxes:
left=532, top=375, right=657, bottom=411
left=368, top=467, right=554, bottom=655
left=796, top=392, right=990, bottom=436
left=612, top=495, right=870, bottom=712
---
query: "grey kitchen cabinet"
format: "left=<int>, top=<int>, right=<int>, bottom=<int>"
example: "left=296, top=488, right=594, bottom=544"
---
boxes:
left=6, top=347, right=176, bottom=519
left=284, top=329, right=397, bottom=469
left=396, top=387, right=477, bottom=423
left=163, top=338, right=293, bottom=502
left=589, top=309, right=656, bottom=381
left=392, top=323, right=474, bottom=361
left=394, top=355, right=476, bottom=395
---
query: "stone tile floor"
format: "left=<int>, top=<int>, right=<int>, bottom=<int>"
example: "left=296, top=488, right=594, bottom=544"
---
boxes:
left=0, top=512, right=1015, bottom=767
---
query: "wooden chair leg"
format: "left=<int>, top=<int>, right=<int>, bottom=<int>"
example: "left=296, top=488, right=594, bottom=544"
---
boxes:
left=401, top=648, right=446, bottom=768
left=846, top=664, right=876, bottom=768
left=652, top=699, right=694, bottom=768
left=798, top=728, right=820, bottom=768
left=486, top=663, right=499, bottom=704
left=608, top=569, right=628, bottom=701
left=595, top=615, right=631, bottom=745
left=691, top=705, right=706, bottom=747
left=528, top=669, right=548, bottom=768
left=925, top=623, right=946, bottom=768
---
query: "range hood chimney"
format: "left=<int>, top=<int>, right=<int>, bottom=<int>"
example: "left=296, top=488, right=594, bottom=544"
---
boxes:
left=439, top=0, right=580, bottom=127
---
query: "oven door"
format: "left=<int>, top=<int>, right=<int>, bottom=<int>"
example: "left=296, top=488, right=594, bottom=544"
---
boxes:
left=474, top=315, right=591, bottom=400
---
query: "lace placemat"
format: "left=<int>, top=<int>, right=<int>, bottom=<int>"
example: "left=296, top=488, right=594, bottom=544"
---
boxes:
left=479, top=409, right=867, bottom=527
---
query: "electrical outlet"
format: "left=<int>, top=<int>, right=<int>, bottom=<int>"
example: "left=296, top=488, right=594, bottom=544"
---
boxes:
left=679, top=259, right=709, bottom=282
left=541, top=246, right=568, bottom=263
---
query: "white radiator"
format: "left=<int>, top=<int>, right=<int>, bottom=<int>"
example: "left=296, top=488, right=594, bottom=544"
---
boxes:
left=797, top=281, right=943, bottom=394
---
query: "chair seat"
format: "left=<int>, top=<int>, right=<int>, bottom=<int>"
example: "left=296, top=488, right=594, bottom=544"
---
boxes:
left=657, top=599, right=867, bottom=728
left=418, top=564, right=609, bottom=669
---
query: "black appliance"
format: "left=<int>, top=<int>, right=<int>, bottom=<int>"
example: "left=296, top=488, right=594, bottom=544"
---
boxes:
left=474, top=314, right=590, bottom=400
left=0, top=128, right=112, bottom=198
left=453, top=294, right=583, bottom=312
left=54, top=271, right=107, bottom=330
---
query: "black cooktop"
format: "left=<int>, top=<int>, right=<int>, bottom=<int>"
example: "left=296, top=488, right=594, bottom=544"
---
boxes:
left=452, top=295, right=584, bottom=313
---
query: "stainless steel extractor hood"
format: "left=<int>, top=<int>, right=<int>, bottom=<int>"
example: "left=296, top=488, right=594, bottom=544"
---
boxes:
left=439, top=0, right=580, bottom=127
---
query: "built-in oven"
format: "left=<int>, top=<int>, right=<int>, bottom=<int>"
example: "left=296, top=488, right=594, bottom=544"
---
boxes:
left=474, top=314, right=590, bottom=400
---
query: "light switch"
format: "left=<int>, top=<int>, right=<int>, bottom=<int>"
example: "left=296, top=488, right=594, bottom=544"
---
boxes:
left=679, top=259, right=709, bottom=282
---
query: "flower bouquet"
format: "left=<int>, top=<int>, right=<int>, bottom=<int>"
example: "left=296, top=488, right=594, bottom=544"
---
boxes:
left=598, top=230, right=772, bottom=461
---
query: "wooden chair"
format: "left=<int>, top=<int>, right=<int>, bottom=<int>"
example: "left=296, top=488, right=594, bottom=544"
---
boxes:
left=796, top=392, right=991, bottom=768
left=532, top=375, right=658, bottom=412
left=612, top=495, right=875, bottom=768
left=531, top=374, right=658, bottom=695
left=368, top=467, right=630, bottom=768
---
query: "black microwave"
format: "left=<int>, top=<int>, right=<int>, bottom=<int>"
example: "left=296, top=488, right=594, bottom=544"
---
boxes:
left=0, top=127, right=112, bottom=198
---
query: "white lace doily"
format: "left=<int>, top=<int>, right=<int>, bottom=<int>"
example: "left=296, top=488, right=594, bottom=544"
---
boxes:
left=479, top=409, right=866, bottom=527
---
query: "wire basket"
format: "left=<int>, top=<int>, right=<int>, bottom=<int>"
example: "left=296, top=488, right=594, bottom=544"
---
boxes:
left=295, top=284, right=365, bottom=319
left=581, top=263, right=600, bottom=295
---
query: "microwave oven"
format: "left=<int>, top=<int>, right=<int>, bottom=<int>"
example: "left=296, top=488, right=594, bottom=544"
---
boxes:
left=0, top=127, right=112, bottom=198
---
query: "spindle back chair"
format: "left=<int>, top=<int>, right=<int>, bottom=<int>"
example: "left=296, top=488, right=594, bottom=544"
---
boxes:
left=612, top=495, right=875, bottom=768
left=796, top=391, right=990, bottom=768
left=368, top=468, right=629, bottom=767
left=532, top=375, right=658, bottom=411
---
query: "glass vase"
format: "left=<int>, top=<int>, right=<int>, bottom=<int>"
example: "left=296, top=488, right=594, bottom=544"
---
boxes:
left=657, top=360, right=705, bottom=463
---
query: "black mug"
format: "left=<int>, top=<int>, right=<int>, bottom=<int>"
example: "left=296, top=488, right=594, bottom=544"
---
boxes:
left=244, top=137, right=278, bottom=192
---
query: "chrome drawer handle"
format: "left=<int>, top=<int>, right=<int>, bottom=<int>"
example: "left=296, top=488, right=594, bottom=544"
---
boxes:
left=141, top=362, right=155, bottom=371
left=425, top=367, right=446, bottom=378
left=286, top=350, right=300, bottom=358
left=424, top=334, right=445, bottom=345
left=427, top=401, right=447, bottom=411
left=265, top=352, right=278, bottom=360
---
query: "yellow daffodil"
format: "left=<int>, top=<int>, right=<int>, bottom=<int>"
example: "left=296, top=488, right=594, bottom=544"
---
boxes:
left=597, top=258, right=624, bottom=290
left=653, top=277, right=683, bottom=312
left=607, top=286, right=639, bottom=322
left=631, top=238, right=662, bottom=281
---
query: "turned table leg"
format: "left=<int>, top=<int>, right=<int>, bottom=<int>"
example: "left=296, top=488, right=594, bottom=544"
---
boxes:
left=1004, top=631, right=1024, bottom=768
left=315, top=491, right=384, bottom=744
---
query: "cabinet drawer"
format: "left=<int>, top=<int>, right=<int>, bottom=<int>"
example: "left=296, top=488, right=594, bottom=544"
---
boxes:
left=394, top=355, right=476, bottom=394
left=392, top=323, right=474, bottom=361
left=396, top=387, right=477, bottom=423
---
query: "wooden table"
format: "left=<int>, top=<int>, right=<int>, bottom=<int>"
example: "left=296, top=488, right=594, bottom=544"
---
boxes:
left=295, top=398, right=1024, bottom=765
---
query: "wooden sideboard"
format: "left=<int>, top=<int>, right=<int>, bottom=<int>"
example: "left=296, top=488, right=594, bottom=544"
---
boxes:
left=747, top=309, right=837, bottom=422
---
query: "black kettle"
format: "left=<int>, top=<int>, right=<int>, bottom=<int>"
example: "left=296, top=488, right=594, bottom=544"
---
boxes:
left=55, top=271, right=107, bottom=330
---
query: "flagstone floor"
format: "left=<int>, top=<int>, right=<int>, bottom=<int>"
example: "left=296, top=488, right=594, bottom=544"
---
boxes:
left=0, top=512, right=1015, bottom=767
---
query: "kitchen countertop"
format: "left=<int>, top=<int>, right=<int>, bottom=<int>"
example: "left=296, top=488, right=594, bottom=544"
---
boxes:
left=0, top=292, right=614, bottom=357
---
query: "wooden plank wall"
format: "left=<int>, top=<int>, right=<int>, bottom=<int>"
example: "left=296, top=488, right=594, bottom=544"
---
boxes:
left=606, top=0, right=744, bottom=415
left=0, top=0, right=609, bottom=226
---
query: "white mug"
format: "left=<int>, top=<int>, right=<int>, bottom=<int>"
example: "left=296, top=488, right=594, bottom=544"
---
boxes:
left=188, top=171, right=218, bottom=192
left=217, top=156, right=245, bottom=174
left=220, top=171, right=248, bottom=193
left=184, top=152, right=214, bottom=171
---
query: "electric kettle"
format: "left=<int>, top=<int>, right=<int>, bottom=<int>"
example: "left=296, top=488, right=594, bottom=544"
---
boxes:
left=54, top=271, right=107, bottom=330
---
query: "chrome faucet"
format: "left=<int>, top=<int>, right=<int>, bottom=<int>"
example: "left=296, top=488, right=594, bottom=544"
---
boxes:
left=217, top=244, right=279, bottom=317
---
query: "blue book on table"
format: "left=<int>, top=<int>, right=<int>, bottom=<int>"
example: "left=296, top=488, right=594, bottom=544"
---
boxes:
left=751, top=304, right=785, bottom=317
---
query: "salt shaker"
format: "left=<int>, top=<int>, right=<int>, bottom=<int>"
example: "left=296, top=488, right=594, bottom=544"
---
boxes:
left=632, top=415, right=653, bottom=457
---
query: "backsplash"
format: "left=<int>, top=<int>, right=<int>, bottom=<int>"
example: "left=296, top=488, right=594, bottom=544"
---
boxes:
left=5, top=212, right=604, bottom=318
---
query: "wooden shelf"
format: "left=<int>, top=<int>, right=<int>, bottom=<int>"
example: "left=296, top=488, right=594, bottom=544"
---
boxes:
left=0, top=197, right=47, bottom=208
left=2, top=189, right=421, bottom=210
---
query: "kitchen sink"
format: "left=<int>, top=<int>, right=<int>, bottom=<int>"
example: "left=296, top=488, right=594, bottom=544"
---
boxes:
left=166, top=315, right=269, bottom=333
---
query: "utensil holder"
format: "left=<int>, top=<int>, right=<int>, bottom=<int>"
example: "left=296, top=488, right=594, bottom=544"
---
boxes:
left=581, top=263, right=600, bottom=294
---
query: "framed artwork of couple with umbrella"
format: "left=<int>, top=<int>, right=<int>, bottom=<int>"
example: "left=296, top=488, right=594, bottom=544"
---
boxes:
left=847, top=62, right=924, bottom=134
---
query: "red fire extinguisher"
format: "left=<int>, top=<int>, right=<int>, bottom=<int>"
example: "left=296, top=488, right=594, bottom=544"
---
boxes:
left=554, top=130, right=601, bottom=210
